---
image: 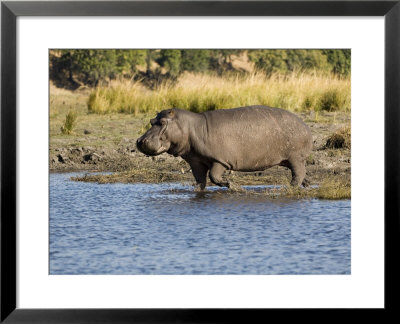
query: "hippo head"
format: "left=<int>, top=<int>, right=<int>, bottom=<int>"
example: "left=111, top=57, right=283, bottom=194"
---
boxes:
left=136, top=109, right=187, bottom=157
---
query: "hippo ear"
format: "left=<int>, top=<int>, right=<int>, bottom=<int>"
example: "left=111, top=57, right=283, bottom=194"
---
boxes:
left=168, top=110, right=175, bottom=117
left=159, top=119, right=169, bottom=136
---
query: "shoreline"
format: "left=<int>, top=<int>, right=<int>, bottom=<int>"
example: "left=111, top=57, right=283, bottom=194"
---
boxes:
left=50, top=138, right=350, bottom=192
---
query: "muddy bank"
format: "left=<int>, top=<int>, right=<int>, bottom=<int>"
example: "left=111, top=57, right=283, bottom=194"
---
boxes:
left=50, top=113, right=350, bottom=187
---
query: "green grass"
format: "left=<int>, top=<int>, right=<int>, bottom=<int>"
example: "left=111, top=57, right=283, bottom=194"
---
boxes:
left=60, top=110, right=78, bottom=135
left=87, top=72, right=351, bottom=115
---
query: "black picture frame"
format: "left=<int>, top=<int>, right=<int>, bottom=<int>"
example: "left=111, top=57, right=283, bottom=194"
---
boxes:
left=1, top=0, right=399, bottom=322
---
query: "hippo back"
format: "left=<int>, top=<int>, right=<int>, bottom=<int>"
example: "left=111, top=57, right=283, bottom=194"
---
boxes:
left=200, top=106, right=312, bottom=171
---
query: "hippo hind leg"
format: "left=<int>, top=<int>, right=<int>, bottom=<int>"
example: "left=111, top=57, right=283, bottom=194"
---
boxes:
left=301, top=178, right=310, bottom=187
left=286, top=157, right=307, bottom=187
left=209, top=162, right=231, bottom=188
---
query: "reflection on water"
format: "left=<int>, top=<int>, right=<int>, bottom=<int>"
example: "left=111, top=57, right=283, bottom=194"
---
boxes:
left=50, top=173, right=351, bottom=275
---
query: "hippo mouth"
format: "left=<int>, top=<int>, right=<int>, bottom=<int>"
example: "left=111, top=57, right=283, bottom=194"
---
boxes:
left=153, top=146, right=168, bottom=155
left=136, top=136, right=170, bottom=156
left=138, top=145, right=168, bottom=156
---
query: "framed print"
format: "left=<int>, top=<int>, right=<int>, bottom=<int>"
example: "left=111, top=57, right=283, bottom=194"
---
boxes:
left=1, top=0, right=399, bottom=322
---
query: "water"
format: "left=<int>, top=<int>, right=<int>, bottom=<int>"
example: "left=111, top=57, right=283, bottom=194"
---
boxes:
left=50, top=173, right=351, bottom=275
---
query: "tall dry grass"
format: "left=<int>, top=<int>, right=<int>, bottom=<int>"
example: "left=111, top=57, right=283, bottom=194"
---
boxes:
left=87, top=72, right=351, bottom=115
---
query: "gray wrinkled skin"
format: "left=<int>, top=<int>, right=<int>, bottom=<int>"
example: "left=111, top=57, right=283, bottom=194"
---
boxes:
left=137, top=106, right=313, bottom=190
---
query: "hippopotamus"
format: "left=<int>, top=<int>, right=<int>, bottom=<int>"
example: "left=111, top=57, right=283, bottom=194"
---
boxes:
left=136, top=105, right=312, bottom=190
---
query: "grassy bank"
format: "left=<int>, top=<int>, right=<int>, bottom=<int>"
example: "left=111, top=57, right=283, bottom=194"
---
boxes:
left=87, top=72, right=351, bottom=115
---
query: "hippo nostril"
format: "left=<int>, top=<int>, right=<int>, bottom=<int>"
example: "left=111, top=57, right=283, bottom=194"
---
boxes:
left=137, top=138, right=147, bottom=148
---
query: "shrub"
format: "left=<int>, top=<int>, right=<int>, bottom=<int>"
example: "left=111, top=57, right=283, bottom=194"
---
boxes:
left=325, top=126, right=351, bottom=149
left=318, top=89, right=348, bottom=111
left=60, top=110, right=77, bottom=135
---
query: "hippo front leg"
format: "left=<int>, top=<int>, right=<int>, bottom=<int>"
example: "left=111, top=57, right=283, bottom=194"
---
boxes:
left=209, top=162, right=231, bottom=188
left=189, top=160, right=209, bottom=191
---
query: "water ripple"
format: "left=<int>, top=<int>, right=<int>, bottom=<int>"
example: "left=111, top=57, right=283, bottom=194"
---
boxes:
left=50, top=173, right=351, bottom=275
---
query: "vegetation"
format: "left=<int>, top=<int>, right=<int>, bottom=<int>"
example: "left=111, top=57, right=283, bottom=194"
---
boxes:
left=87, top=72, right=350, bottom=115
left=282, top=176, right=351, bottom=200
left=50, top=49, right=350, bottom=88
left=157, top=50, right=182, bottom=76
left=60, top=110, right=78, bottom=135
left=325, top=126, right=351, bottom=149
left=50, top=49, right=147, bottom=87
left=248, top=49, right=350, bottom=76
left=314, top=177, right=351, bottom=199
left=50, top=49, right=351, bottom=115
